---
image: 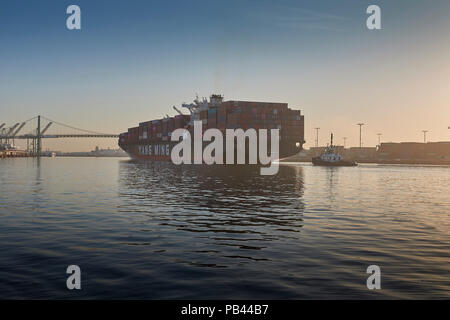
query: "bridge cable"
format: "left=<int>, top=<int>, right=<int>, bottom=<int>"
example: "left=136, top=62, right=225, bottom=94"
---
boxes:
left=41, top=116, right=116, bottom=135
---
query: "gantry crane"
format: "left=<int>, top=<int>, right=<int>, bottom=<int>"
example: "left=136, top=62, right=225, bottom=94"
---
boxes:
left=41, top=122, right=53, bottom=135
left=172, top=106, right=184, bottom=115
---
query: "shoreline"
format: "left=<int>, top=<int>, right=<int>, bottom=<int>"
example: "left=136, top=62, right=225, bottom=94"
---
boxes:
left=280, top=158, right=450, bottom=166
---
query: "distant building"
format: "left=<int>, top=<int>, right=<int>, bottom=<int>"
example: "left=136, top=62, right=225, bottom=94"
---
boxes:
left=91, top=147, right=127, bottom=157
left=347, top=147, right=377, bottom=160
left=377, top=142, right=450, bottom=162
left=57, top=147, right=128, bottom=157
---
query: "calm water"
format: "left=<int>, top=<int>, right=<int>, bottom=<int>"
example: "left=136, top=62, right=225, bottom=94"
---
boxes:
left=0, top=157, right=449, bottom=299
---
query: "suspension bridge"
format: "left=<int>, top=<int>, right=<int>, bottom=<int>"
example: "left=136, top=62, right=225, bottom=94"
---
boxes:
left=0, top=116, right=119, bottom=157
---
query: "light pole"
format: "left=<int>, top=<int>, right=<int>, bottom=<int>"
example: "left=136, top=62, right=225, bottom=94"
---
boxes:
left=377, top=133, right=382, bottom=146
left=343, top=137, right=347, bottom=148
left=422, top=130, right=428, bottom=143
left=315, top=127, right=320, bottom=148
left=357, top=123, right=365, bottom=148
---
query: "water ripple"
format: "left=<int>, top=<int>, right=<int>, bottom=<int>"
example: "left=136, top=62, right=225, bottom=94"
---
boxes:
left=0, top=158, right=448, bottom=299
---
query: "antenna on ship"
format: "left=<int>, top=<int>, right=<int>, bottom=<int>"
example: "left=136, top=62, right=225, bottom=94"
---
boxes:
left=331, top=133, right=333, bottom=147
left=173, top=106, right=184, bottom=115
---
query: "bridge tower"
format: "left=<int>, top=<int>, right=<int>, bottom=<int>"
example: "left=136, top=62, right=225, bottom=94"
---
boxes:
left=37, top=115, right=41, bottom=157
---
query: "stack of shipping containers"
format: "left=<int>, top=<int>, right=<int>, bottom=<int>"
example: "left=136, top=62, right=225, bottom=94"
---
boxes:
left=119, top=98, right=304, bottom=158
left=213, top=101, right=304, bottom=144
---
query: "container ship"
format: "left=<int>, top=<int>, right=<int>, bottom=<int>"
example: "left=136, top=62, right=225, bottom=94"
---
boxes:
left=118, top=94, right=305, bottom=162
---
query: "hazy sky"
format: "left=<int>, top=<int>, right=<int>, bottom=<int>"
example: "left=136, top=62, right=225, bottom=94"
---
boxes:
left=1, top=0, right=450, bottom=151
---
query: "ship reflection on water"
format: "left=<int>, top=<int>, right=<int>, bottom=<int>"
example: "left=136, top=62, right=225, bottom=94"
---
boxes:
left=118, top=162, right=306, bottom=263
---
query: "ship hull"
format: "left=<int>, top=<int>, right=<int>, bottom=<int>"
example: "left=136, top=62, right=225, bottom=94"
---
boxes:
left=121, top=140, right=301, bottom=162
left=312, top=157, right=357, bottom=167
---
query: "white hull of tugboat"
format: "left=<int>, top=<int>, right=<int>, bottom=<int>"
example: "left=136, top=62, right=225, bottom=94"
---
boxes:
left=312, top=157, right=357, bottom=167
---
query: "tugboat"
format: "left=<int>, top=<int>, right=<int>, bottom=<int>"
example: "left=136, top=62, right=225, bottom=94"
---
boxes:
left=312, top=133, right=357, bottom=167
